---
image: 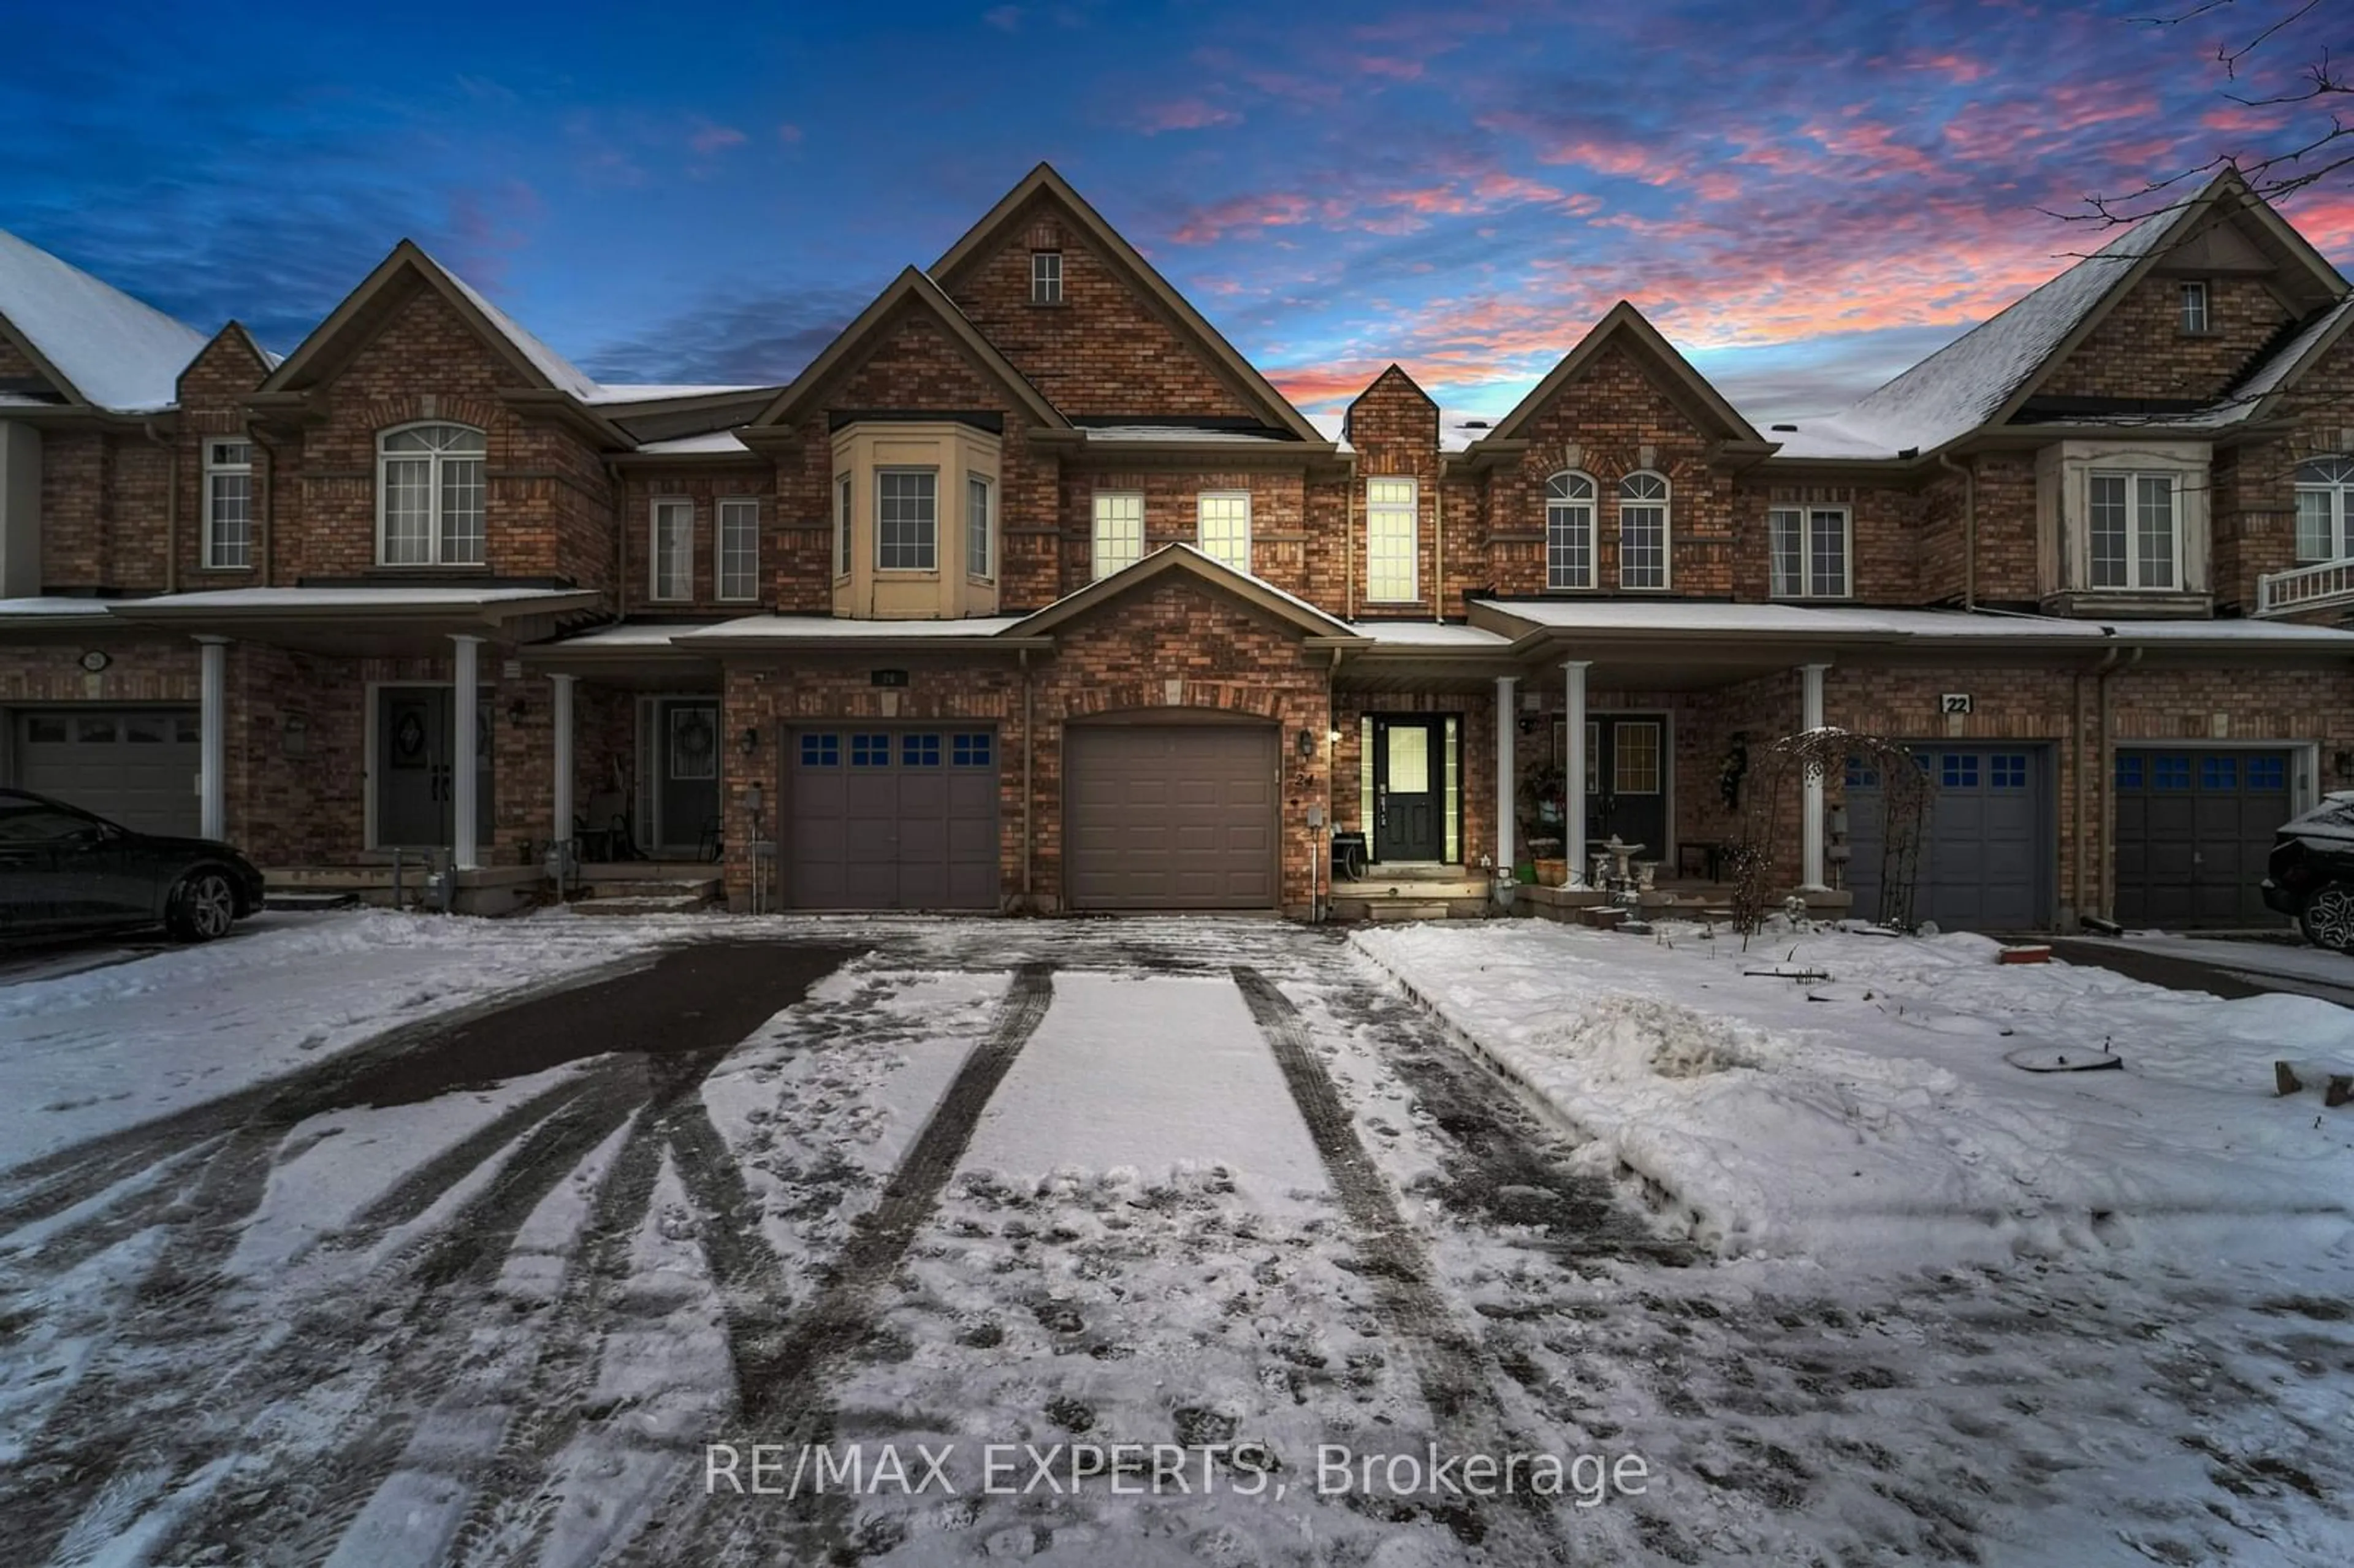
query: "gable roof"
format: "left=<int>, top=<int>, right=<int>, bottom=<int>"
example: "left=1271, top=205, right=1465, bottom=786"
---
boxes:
left=1478, top=300, right=1765, bottom=448
left=1006, top=542, right=1361, bottom=641
left=1826, top=169, right=2349, bottom=457
left=0, top=227, right=208, bottom=413
left=260, top=240, right=600, bottom=399
left=748, top=266, right=1068, bottom=430
left=931, top=164, right=1326, bottom=444
left=2196, top=294, right=2354, bottom=426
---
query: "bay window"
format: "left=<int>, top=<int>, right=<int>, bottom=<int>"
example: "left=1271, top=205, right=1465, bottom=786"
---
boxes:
left=968, top=475, right=993, bottom=579
left=877, top=470, right=938, bottom=571
left=2088, top=471, right=2177, bottom=590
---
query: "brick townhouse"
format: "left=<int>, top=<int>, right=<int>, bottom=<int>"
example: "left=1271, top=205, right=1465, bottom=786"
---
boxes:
left=5, top=163, right=2354, bottom=931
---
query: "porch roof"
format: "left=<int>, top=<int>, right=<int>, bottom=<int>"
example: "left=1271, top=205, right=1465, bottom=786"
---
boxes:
left=102, top=585, right=603, bottom=655
left=672, top=613, right=1047, bottom=652
left=0, top=596, right=120, bottom=631
left=1469, top=598, right=2354, bottom=654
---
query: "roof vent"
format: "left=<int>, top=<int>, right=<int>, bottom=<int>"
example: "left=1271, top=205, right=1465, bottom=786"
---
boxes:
left=1898, top=447, right=1919, bottom=460
left=1461, top=419, right=1490, bottom=429
left=1770, top=423, right=1797, bottom=432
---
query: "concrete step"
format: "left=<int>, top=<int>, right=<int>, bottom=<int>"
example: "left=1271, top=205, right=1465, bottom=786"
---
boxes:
left=570, top=892, right=717, bottom=916
left=574, top=878, right=721, bottom=903
left=264, top=890, right=361, bottom=912
left=1336, top=878, right=1491, bottom=900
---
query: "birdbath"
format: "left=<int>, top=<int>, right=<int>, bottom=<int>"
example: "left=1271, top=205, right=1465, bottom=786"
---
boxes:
left=1602, top=835, right=1645, bottom=886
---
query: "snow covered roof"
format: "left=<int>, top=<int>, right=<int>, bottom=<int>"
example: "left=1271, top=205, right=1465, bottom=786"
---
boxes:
left=1306, top=407, right=1501, bottom=457
left=632, top=430, right=753, bottom=456
left=1474, top=598, right=2354, bottom=648
left=107, top=586, right=598, bottom=614
left=0, top=227, right=208, bottom=413
left=1349, top=620, right=1514, bottom=647
left=582, top=383, right=770, bottom=406
left=1081, top=425, right=1293, bottom=444
left=0, top=596, right=118, bottom=625
left=429, top=254, right=601, bottom=402
left=534, top=621, right=718, bottom=649
left=2190, top=295, right=2354, bottom=428
left=675, top=614, right=1028, bottom=644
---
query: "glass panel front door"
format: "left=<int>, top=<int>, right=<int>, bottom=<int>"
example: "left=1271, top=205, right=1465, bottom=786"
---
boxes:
left=1582, top=715, right=1667, bottom=862
left=1373, top=716, right=1446, bottom=862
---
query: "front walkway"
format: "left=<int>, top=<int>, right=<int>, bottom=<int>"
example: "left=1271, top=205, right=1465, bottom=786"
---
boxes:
left=1, top=916, right=2346, bottom=1564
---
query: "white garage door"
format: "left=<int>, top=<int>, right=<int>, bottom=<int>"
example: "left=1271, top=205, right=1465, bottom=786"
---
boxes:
left=13, top=708, right=202, bottom=835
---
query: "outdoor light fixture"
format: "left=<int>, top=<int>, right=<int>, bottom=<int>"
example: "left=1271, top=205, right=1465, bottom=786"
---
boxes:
left=739, top=726, right=760, bottom=756
left=1295, top=729, right=1316, bottom=759
left=507, top=699, right=529, bottom=725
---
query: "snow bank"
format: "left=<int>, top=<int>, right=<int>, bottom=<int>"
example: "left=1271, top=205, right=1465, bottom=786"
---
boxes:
left=0, top=910, right=676, bottom=1173
left=1354, top=921, right=2354, bottom=1268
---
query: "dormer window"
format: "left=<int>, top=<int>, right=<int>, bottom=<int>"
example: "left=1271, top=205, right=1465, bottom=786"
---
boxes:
left=829, top=421, right=1000, bottom=618
left=1031, top=250, right=1063, bottom=305
left=2179, top=281, right=2209, bottom=334
left=378, top=422, right=486, bottom=566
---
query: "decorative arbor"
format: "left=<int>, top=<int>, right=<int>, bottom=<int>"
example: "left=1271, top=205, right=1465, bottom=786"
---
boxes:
left=1727, top=726, right=1934, bottom=939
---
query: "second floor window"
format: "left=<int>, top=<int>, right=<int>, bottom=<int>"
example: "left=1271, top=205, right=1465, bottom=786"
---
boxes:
left=1545, top=471, right=1595, bottom=589
left=651, top=498, right=693, bottom=600
left=379, top=422, right=486, bottom=566
left=2296, top=457, right=2354, bottom=561
left=203, top=438, right=253, bottom=569
left=1094, top=491, right=1144, bottom=579
left=1768, top=506, right=1850, bottom=598
left=717, top=497, right=759, bottom=601
left=1618, top=471, right=1669, bottom=590
left=878, top=469, right=937, bottom=571
left=1197, top=491, right=1251, bottom=574
left=1366, top=477, right=1418, bottom=602
left=968, top=476, right=993, bottom=579
left=2088, top=471, right=2177, bottom=590
left=1032, top=250, right=1063, bottom=305
left=836, top=474, right=853, bottom=577
left=2179, top=281, right=2209, bottom=334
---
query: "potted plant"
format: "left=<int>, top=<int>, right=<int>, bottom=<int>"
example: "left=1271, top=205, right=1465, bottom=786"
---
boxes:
left=1528, top=835, right=1568, bottom=886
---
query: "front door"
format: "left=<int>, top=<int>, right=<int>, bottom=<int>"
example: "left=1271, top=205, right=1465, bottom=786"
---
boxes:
left=1583, top=715, right=1668, bottom=864
left=1373, top=716, right=1446, bottom=862
left=655, top=699, right=721, bottom=857
left=375, top=687, right=494, bottom=850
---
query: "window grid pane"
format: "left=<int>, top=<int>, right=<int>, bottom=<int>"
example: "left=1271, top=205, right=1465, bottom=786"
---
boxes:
left=1366, top=478, right=1417, bottom=601
left=1990, top=754, right=2028, bottom=790
left=1809, top=509, right=1848, bottom=597
left=1613, top=723, right=1661, bottom=794
left=2247, top=755, right=2285, bottom=790
left=851, top=733, right=891, bottom=767
left=1031, top=251, right=1062, bottom=304
left=440, top=458, right=486, bottom=564
left=383, top=456, right=433, bottom=565
left=799, top=733, right=840, bottom=767
left=1940, top=753, right=1979, bottom=789
left=2152, top=754, right=2191, bottom=790
left=901, top=733, right=941, bottom=767
left=2116, top=755, right=2144, bottom=790
left=207, top=470, right=252, bottom=568
left=1768, top=509, right=1802, bottom=596
left=717, top=500, right=759, bottom=600
left=2135, top=475, right=2174, bottom=588
left=1093, top=492, right=1143, bottom=579
left=1197, top=492, right=1251, bottom=573
left=1619, top=504, right=1666, bottom=588
left=877, top=471, right=938, bottom=571
left=652, top=501, right=693, bottom=599
left=2089, top=474, right=2128, bottom=588
left=1547, top=486, right=1594, bottom=589
left=967, top=478, right=992, bottom=579
left=836, top=475, right=853, bottom=576
left=952, top=732, right=992, bottom=767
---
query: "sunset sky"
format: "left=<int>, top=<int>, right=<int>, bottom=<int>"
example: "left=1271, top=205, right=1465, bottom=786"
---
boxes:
left=7, top=0, right=2350, bottom=422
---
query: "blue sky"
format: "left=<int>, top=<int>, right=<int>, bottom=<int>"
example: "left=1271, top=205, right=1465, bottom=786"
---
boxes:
left=5, top=0, right=2348, bottom=419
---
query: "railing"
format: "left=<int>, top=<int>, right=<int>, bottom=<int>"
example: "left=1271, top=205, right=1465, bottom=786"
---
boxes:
left=2257, top=557, right=2354, bottom=617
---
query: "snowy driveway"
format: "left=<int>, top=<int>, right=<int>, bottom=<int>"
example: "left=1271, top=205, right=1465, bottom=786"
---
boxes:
left=1, top=914, right=2349, bottom=1566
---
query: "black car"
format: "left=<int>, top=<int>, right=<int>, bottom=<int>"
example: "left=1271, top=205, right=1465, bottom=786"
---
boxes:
left=0, top=788, right=266, bottom=942
left=2261, top=793, right=2354, bottom=951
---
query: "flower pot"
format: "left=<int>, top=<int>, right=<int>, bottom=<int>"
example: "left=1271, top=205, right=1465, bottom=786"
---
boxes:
left=1534, top=858, right=1568, bottom=887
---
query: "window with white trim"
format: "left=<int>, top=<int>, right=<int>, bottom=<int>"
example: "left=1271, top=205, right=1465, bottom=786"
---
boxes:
left=1092, top=491, right=1143, bottom=579
left=1767, top=505, right=1850, bottom=598
left=877, top=470, right=938, bottom=571
left=716, top=497, right=759, bottom=600
left=2088, top=471, right=2178, bottom=589
left=1031, top=250, right=1063, bottom=305
left=1617, top=471, right=1669, bottom=589
left=2296, top=457, right=2354, bottom=562
left=835, top=473, right=853, bottom=577
left=967, top=475, right=993, bottom=579
left=1365, top=477, right=1418, bottom=602
left=1544, top=471, right=1595, bottom=589
left=651, top=498, right=694, bottom=600
left=377, top=422, right=486, bottom=565
left=1197, top=491, right=1251, bottom=574
left=2179, top=281, right=2209, bottom=334
left=202, top=438, right=253, bottom=569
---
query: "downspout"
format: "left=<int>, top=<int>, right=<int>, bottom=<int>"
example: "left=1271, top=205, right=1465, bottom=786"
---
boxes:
left=1432, top=467, right=1444, bottom=622
left=1346, top=473, right=1358, bottom=620
left=1020, top=645, right=1035, bottom=911
left=2095, top=643, right=2141, bottom=921
left=1937, top=451, right=1975, bottom=611
left=1322, top=645, right=1343, bottom=923
left=603, top=459, right=627, bottom=611
left=143, top=419, right=177, bottom=593
left=246, top=419, right=275, bottom=588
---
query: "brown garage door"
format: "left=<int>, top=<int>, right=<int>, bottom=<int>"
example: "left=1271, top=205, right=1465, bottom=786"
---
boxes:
left=1067, top=724, right=1277, bottom=910
left=787, top=727, right=999, bottom=909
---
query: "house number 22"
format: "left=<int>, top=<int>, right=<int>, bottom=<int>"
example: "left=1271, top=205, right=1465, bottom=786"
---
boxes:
left=1940, top=693, right=1973, bottom=715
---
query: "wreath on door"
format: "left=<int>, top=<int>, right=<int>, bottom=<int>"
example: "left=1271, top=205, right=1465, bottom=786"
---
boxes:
left=670, top=707, right=717, bottom=780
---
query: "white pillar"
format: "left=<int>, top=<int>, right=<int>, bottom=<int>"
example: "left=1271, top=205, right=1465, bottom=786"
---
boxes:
left=1800, top=661, right=1829, bottom=891
left=550, top=673, right=576, bottom=854
left=1495, top=675, right=1518, bottom=874
left=197, top=636, right=226, bottom=841
left=452, top=635, right=482, bottom=870
left=1564, top=660, right=1590, bottom=886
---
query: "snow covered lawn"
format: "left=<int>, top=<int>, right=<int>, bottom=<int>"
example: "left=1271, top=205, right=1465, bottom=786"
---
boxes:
left=1356, top=919, right=2354, bottom=1266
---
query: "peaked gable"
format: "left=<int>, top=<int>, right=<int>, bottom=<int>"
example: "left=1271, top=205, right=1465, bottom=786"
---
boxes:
left=748, top=266, right=1067, bottom=431
left=1007, top=542, right=1359, bottom=641
left=0, top=227, right=207, bottom=412
left=932, top=164, right=1323, bottom=442
left=177, top=321, right=274, bottom=401
left=1481, top=301, right=1764, bottom=447
left=260, top=241, right=600, bottom=399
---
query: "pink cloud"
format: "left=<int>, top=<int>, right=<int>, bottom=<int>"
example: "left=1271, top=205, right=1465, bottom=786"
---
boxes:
left=1355, top=56, right=1423, bottom=81
left=1135, top=96, right=1241, bottom=134
left=688, top=120, right=748, bottom=156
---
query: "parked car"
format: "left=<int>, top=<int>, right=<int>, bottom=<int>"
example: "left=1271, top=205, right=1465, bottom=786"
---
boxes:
left=0, top=788, right=265, bottom=942
left=2261, top=793, right=2354, bottom=951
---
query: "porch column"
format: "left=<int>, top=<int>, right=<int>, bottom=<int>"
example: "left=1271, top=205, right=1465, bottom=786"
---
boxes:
left=1564, top=660, right=1590, bottom=886
left=1495, top=674, right=1517, bottom=874
left=451, top=634, right=482, bottom=870
left=550, top=672, right=576, bottom=852
left=1799, top=661, right=1829, bottom=891
left=197, top=636, right=227, bottom=842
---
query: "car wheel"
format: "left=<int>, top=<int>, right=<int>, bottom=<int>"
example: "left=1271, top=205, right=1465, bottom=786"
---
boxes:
left=168, top=869, right=239, bottom=942
left=2299, top=881, right=2354, bottom=953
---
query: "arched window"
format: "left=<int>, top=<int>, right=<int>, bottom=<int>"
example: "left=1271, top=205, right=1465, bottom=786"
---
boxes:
left=2296, top=457, right=2354, bottom=563
left=1545, top=471, right=1596, bottom=590
left=1618, top=471, right=1669, bottom=590
left=378, top=423, right=487, bottom=566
